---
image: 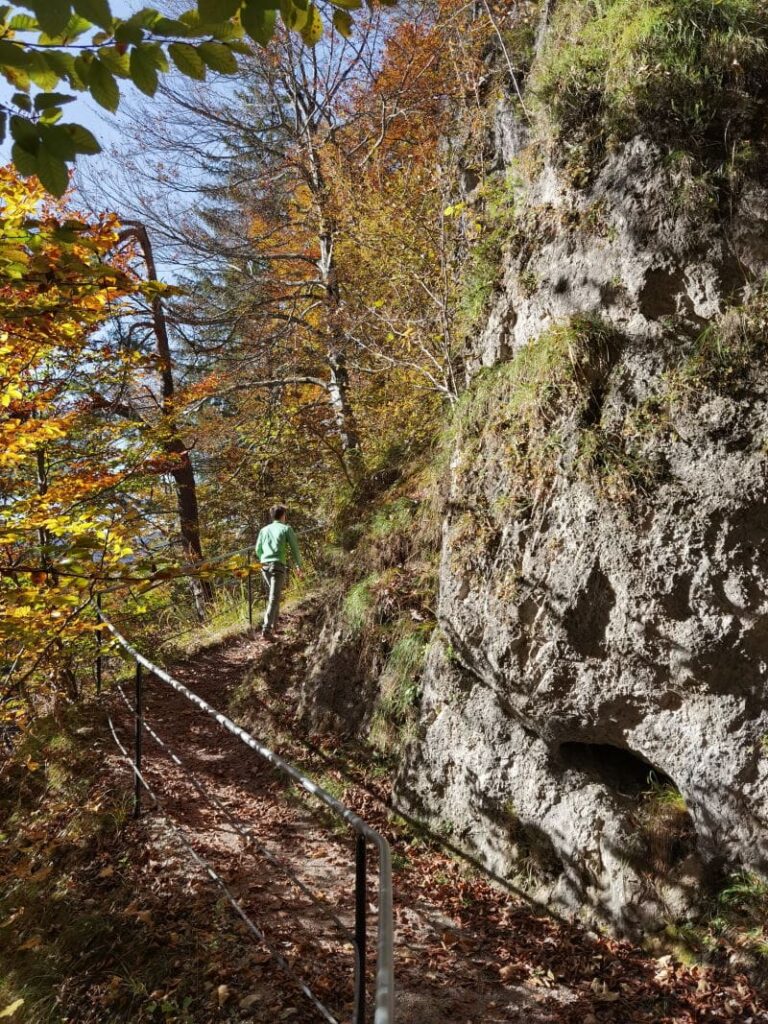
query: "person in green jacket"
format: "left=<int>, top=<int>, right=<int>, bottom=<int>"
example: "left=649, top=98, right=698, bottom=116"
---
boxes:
left=255, top=505, right=302, bottom=639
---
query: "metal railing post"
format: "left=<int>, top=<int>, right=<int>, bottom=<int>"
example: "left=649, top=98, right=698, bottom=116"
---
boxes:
left=134, top=661, right=143, bottom=819
left=95, top=593, right=102, bottom=695
left=354, top=833, right=367, bottom=1024
left=247, top=556, right=253, bottom=629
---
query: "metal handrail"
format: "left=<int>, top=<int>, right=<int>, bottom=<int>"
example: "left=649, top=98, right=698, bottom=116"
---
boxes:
left=97, top=609, right=395, bottom=1024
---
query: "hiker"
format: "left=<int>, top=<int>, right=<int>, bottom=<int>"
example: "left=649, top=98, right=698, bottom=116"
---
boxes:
left=255, top=505, right=302, bottom=639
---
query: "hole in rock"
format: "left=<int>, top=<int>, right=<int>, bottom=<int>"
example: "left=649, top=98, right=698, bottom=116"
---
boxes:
left=558, top=741, right=674, bottom=796
left=559, top=742, right=696, bottom=872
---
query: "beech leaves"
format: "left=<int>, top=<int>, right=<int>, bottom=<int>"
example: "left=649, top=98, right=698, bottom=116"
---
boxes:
left=0, top=1, right=372, bottom=195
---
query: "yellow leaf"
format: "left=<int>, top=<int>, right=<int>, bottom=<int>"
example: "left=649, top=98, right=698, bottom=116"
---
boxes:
left=300, top=3, right=322, bottom=45
left=0, top=1000, right=24, bottom=1018
left=333, top=9, right=353, bottom=38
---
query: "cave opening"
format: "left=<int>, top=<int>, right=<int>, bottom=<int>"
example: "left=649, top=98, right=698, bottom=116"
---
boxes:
left=558, top=741, right=696, bottom=871
left=558, top=741, right=675, bottom=796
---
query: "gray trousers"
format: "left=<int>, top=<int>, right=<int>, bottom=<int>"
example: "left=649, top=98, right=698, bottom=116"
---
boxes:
left=261, top=562, right=287, bottom=631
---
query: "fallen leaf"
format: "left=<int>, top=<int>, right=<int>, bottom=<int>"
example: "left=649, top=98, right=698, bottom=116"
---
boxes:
left=590, top=978, right=620, bottom=1002
left=28, top=868, right=52, bottom=884
left=98, top=865, right=115, bottom=878
left=0, top=1000, right=24, bottom=1019
left=217, top=985, right=230, bottom=1007
left=240, top=994, right=261, bottom=1010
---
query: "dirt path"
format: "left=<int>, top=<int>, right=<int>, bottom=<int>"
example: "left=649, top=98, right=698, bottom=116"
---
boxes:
left=109, top=615, right=768, bottom=1024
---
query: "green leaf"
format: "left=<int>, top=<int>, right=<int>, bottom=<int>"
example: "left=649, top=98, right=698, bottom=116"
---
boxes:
left=126, top=7, right=161, bottom=29
left=88, top=59, right=119, bottom=111
left=1, top=67, right=30, bottom=91
left=43, top=50, right=78, bottom=85
left=145, top=42, right=169, bottom=72
left=0, top=39, right=31, bottom=69
left=73, top=54, right=93, bottom=85
left=332, top=8, right=352, bottom=37
left=168, top=42, right=206, bottom=80
left=114, top=21, right=143, bottom=45
left=28, top=0, right=71, bottom=36
left=72, top=0, right=113, bottom=30
left=331, top=0, right=361, bottom=8
left=152, top=17, right=191, bottom=37
left=12, top=91, right=32, bottom=112
left=39, top=107, right=64, bottom=125
left=27, top=55, right=59, bottom=91
left=97, top=46, right=131, bottom=78
left=65, top=122, right=102, bottom=154
left=197, top=41, right=238, bottom=74
left=37, top=148, right=70, bottom=197
left=227, top=38, right=253, bottom=54
left=299, top=2, right=322, bottom=45
left=0, top=112, right=6, bottom=147
left=198, top=0, right=241, bottom=20
left=11, top=142, right=39, bottom=178
left=9, top=13, right=37, bottom=30
left=129, top=44, right=159, bottom=95
left=41, top=13, right=91, bottom=42
left=241, top=1, right=276, bottom=45
left=10, top=114, right=38, bottom=153
left=39, top=123, right=77, bottom=159
left=34, top=91, right=76, bottom=110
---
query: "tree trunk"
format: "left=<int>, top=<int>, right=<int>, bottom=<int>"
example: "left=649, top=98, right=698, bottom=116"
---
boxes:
left=310, top=152, right=366, bottom=488
left=122, top=221, right=212, bottom=602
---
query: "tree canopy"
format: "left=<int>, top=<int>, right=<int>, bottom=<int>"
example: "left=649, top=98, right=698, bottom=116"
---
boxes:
left=0, top=0, right=389, bottom=194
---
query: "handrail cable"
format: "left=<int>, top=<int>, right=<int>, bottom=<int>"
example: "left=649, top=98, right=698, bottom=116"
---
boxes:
left=112, top=680, right=357, bottom=945
left=98, top=546, right=255, bottom=598
left=99, top=610, right=395, bottom=1024
left=106, top=713, right=340, bottom=1024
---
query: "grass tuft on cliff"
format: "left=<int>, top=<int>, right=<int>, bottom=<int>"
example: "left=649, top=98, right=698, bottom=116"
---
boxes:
left=451, top=315, right=620, bottom=523
left=533, top=0, right=768, bottom=171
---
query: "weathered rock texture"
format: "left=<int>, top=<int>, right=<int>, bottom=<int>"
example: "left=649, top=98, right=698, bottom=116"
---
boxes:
left=395, top=103, right=768, bottom=930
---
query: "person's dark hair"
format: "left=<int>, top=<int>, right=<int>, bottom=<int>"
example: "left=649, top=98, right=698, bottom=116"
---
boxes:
left=271, top=504, right=287, bottom=521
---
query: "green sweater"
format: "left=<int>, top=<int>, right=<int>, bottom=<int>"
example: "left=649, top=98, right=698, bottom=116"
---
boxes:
left=255, top=521, right=302, bottom=567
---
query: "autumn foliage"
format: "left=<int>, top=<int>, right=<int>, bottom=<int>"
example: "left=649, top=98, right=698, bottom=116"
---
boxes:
left=0, top=170, right=155, bottom=713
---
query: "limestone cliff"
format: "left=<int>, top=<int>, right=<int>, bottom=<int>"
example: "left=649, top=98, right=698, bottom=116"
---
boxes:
left=300, top=0, right=768, bottom=935
left=397, top=0, right=768, bottom=932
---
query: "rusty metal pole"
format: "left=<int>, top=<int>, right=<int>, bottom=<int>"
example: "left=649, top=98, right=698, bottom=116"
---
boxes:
left=247, top=556, right=253, bottom=630
left=95, top=593, right=102, bottom=695
left=134, top=661, right=143, bottom=819
left=353, top=833, right=367, bottom=1024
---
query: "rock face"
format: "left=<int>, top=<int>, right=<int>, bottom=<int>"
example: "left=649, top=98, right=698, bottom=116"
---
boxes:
left=396, top=116, right=768, bottom=929
left=292, top=5, right=768, bottom=935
